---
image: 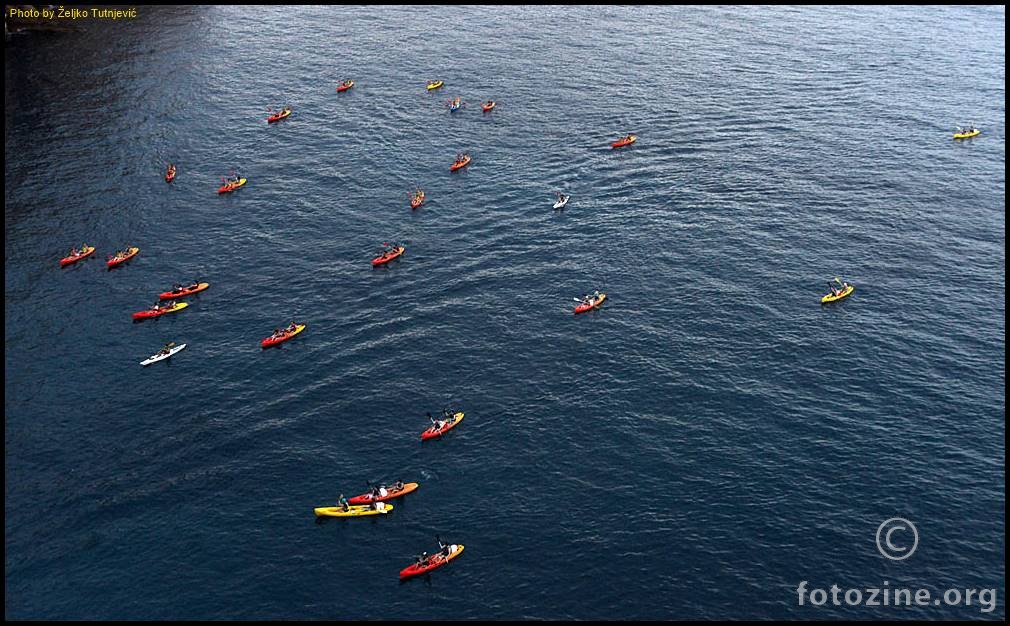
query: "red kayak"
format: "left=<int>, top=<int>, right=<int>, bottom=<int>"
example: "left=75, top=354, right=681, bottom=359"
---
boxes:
left=574, top=293, right=607, bottom=314
left=399, top=544, right=465, bottom=580
left=132, top=301, right=188, bottom=320
left=482, top=100, right=496, bottom=112
left=165, top=165, right=176, bottom=182
left=372, top=246, right=405, bottom=266
left=107, top=247, right=140, bottom=268
left=337, top=80, right=354, bottom=92
left=450, top=155, right=471, bottom=171
left=261, top=323, right=306, bottom=348
left=421, top=412, right=464, bottom=440
left=159, top=282, right=210, bottom=300
left=410, top=190, right=425, bottom=209
left=611, top=134, right=637, bottom=148
left=60, top=246, right=95, bottom=267
left=267, top=109, right=291, bottom=123
left=347, top=482, right=419, bottom=505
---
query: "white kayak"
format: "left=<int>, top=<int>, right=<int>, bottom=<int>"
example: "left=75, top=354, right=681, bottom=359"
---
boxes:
left=553, top=195, right=570, bottom=209
left=141, top=343, right=187, bottom=366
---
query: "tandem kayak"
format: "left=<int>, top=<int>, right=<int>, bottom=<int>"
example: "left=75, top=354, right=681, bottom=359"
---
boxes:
left=218, top=178, right=247, bottom=194
left=337, top=81, right=354, bottom=92
left=347, top=482, right=420, bottom=505
left=411, top=190, right=425, bottom=209
left=372, top=246, right=405, bottom=266
left=107, top=247, right=140, bottom=268
left=575, top=293, right=607, bottom=314
left=165, top=165, right=177, bottom=182
left=427, top=81, right=444, bottom=91
left=553, top=195, right=570, bottom=209
left=261, top=324, right=306, bottom=348
left=132, top=301, right=189, bottom=320
left=421, top=412, right=464, bottom=440
left=60, top=246, right=95, bottom=267
left=399, top=544, right=465, bottom=580
left=482, top=100, right=496, bottom=112
left=159, top=283, right=210, bottom=300
left=821, top=284, right=854, bottom=304
left=953, top=129, right=980, bottom=139
left=612, top=135, right=637, bottom=148
left=314, top=503, right=393, bottom=517
left=267, top=109, right=291, bottom=123
left=140, top=343, right=187, bottom=366
left=450, top=155, right=471, bottom=171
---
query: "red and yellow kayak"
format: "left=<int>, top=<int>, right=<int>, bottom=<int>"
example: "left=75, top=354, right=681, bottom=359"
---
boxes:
left=482, top=100, right=496, bottom=112
left=450, top=155, right=471, bottom=171
left=411, top=190, right=425, bottom=209
left=107, top=247, right=140, bottom=268
left=612, top=135, right=637, bottom=148
left=267, top=109, right=291, bottom=123
left=159, top=282, right=210, bottom=300
left=574, top=293, right=607, bottom=314
left=165, top=165, right=176, bottom=182
left=337, top=80, right=354, bottom=92
left=261, top=324, right=306, bottom=348
left=399, top=545, right=465, bottom=579
left=218, top=178, right=247, bottom=194
left=60, top=246, right=95, bottom=267
left=372, top=246, right=405, bottom=266
left=421, top=412, right=464, bottom=440
left=132, top=301, right=188, bottom=320
left=347, top=482, right=420, bottom=505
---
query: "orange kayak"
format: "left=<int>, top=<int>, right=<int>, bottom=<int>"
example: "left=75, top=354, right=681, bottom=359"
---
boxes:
left=450, top=155, right=471, bottom=171
left=372, top=246, right=405, bottom=266
left=612, top=135, right=637, bottom=148
left=411, top=190, right=425, bottom=209
left=60, top=246, right=95, bottom=267
left=107, top=247, right=139, bottom=268
left=337, top=81, right=354, bottom=92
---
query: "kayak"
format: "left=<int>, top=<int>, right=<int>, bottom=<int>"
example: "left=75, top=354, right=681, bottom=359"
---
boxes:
left=553, top=195, right=570, bottom=209
left=411, top=190, right=425, bottom=209
left=482, top=101, right=496, bottom=112
left=448, top=97, right=462, bottom=111
left=612, top=135, right=637, bottom=148
left=575, top=293, right=607, bottom=314
left=159, top=282, right=210, bottom=300
left=953, top=129, right=980, bottom=139
left=821, top=284, right=854, bottom=304
left=399, top=544, right=465, bottom=580
left=337, top=81, right=354, bottom=92
left=426, top=81, right=444, bottom=91
left=267, top=109, right=291, bottom=123
left=140, top=343, right=187, bottom=366
left=372, top=246, right=405, bottom=266
left=421, top=412, right=464, bottom=440
left=165, top=165, right=176, bottom=182
left=218, top=178, right=247, bottom=194
left=314, top=503, right=393, bottom=518
left=132, top=301, right=189, bottom=320
left=261, top=323, right=306, bottom=348
left=107, top=247, right=140, bottom=268
left=347, top=482, right=420, bottom=505
left=450, top=155, right=471, bottom=171
left=60, top=246, right=95, bottom=267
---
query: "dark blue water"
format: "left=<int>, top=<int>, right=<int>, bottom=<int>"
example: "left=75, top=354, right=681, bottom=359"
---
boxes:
left=5, top=5, right=1005, bottom=620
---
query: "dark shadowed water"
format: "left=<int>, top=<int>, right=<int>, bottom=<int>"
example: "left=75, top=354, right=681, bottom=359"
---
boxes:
left=4, top=5, right=1005, bottom=620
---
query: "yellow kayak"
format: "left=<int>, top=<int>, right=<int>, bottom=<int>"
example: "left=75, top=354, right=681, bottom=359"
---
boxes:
left=953, top=128, right=981, bottom=139
left=314, top=504, right=394, bottom=517
left=427, top=80, right=444, bottom=91
left=821, top=284, right=854, bottom=304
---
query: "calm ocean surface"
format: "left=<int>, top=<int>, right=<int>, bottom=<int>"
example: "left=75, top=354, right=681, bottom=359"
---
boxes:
left=4, top=5, right=1005, bottom=620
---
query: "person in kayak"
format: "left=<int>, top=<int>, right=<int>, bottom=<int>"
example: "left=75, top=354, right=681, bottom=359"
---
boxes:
left=337, top=494, right=349, bottom=512
left=427, top=412, right=447, bottom=431
left=392, top=480, right=405, bottom=491
left=188, top=281, right=201, bottom=290
left=415, top=551, right=430, bottom=567
left=156, top=342, right=175, bottom=356
left=370, top=501, right=387, bottom=512
left=437, top=539, right=451, bottom=558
